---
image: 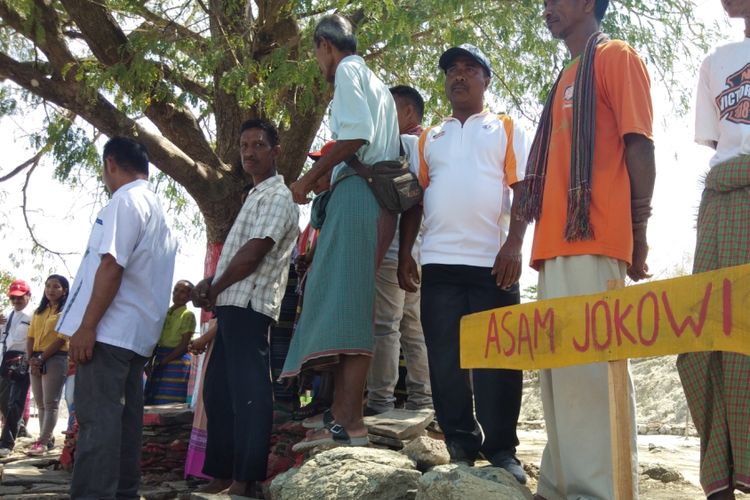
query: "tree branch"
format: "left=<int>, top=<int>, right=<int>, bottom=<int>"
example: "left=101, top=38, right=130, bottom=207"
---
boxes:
left=0, top=149, right=46, bottom=183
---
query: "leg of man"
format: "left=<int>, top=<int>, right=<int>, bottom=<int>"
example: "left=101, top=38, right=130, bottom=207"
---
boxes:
left=39, top=354, right=67, bottom=444
left=399, top=283, right=432, bottom=411
left=330, top=353, right=370, bottom=436
left=0, top=377, right=10, bottom=421
left=72, top=342, right=143, bottom=500
left=536, top=255, right=638, bottom=500
left=117, top=349, right=149, bottom=498
left=0, top=374, right=31, bottom=449
left=202, top=309, right=234, bottom=480
left=467, top=279, right=523, bottom=461
left=420, top=264, right=480, bottom=461
left=367, top=258, right=405, bottom=414
left=207, top=306, right=273, bottom=482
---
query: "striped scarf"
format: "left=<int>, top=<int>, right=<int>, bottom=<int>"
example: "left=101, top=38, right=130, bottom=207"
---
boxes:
left=519, top=32, right=609, bottom=241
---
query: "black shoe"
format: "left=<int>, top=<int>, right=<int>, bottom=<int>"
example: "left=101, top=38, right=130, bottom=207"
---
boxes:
left=46, top=437, right=55, bottom=451
left=17, top=425, right=30, bottom=438
left=446, top=442, right=476, bottom=467
left=488, top=449, right=527, bottom=484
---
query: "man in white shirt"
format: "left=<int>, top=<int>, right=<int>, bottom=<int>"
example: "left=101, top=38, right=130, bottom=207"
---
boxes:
left=398, top=44, right=530, bottom=483
left=366, top=85, right=432, bottom=415
left=677, top=2, right=750, bottom=497
left=191, top=119, right=299, bottom=497
left=57, top=137, right=177, bottom=499
left=0, top=279, right=32, bottom=455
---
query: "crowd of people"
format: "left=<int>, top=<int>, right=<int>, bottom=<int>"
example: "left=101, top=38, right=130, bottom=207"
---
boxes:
left=0, top=0, right=748, bottom=499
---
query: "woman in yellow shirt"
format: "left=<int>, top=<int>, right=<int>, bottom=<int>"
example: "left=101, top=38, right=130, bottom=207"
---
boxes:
left=26, top=274, right=69, bottom=456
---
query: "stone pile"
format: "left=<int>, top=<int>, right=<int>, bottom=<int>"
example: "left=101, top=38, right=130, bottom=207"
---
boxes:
left=140, top=403, right=194, bottom=480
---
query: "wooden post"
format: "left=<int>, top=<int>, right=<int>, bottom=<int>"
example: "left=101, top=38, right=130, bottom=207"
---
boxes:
left=607, top=279, right=634, bottom=500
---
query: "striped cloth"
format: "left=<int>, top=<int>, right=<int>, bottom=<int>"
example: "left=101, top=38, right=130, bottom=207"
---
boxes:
left=144, top=346, right=192, bottom=405
left=677, top=154, right=750, bottom=496
left=280, top=172, right=395, bottom=378
left=519, top=31, right=609, bottom=241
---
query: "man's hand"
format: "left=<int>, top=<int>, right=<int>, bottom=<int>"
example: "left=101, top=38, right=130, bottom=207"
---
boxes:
left=69, top=326, right=97, bottom=364
left=628, top=228, right=651, bottom=281
left=398, top=254, right=420, bottom=293
left=191, top=278, right=213, bottom=310
left=290, top=177, right=313, bottom=205
left=492, top=237, right=523, bottom=289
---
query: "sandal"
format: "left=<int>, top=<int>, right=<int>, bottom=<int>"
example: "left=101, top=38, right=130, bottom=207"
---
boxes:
left=292, top=421, right=369, bottom=452
left=302, top=408, right=334, bottom=430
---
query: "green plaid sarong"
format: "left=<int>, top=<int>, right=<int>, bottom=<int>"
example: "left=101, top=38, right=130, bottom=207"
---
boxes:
left=677, top=154, right=750, bottom=496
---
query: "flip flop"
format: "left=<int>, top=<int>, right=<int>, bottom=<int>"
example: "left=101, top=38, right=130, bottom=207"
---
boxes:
left=302, top=408, right=334, bottom=430
left=292, top=421, right=369, bottom=452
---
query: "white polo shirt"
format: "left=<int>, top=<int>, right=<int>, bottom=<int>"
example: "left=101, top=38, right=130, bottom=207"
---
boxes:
left=418, top=112, right=530, bottom=268
left=57, top=179, right=177, bottom=357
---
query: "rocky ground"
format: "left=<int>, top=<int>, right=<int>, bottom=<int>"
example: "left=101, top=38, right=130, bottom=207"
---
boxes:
left=1, top=357, right=747, bottom=499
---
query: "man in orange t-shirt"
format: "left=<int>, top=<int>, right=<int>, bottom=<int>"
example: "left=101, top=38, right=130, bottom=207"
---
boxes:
left=522, top=1, right=656, bottom=499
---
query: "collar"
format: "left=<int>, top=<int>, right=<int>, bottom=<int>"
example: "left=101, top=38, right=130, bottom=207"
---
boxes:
left=249, top=174, right=285, bottom=196
left=112, top=178, right=151, bottom=200
left=341, top=54, right=365, bottom=66
left=403, top=124, right=424, bottom=137
left=442, top=109, right=492, bottom=125
left=169, top=304, right=187, bottom=315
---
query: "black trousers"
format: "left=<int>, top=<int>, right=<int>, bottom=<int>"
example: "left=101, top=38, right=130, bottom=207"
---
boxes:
left=0, top=358, right=30, bottom=449
left=421, top=264, right=523, bottom=460
left=203, top=305, right=272, bottom=481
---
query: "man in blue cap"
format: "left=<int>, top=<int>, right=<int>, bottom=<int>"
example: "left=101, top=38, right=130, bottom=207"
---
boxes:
left=398, top=44, right=531, bottom=483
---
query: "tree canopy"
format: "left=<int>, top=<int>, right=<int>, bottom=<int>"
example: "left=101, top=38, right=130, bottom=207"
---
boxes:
left=0, top=0, right=716, bottom=244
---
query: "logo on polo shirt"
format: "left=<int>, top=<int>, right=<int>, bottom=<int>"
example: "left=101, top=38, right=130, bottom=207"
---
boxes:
left=716, top=62, right=750, bottom=125
left=432, top=130, right=446, bottom=140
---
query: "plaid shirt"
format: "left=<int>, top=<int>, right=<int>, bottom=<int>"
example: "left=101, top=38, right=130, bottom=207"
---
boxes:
left=215, top=175, right=299, bottom=320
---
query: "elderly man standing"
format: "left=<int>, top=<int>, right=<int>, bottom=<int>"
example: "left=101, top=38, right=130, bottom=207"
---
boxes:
left=58, top=137, right=177, bottom=499
left=398, top=44, right=531, bottom=483
left=519, top=1, right=656, bottom=498
left=282, top=13, right=400, bottom=450
left=192, top=118, right=299, bottom=497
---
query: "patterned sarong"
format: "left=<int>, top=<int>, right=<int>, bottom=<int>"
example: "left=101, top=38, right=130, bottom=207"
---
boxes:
left=145, top=346, right=191, bottom=405
left=280, top=171, right=395, bottom=378
left=677, top=154, right=750, bottom=496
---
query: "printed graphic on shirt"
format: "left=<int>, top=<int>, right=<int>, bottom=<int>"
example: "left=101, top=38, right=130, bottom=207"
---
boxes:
left=716, top=62, right=750, bottom=125
left=563, top=84, right=574, bottom=109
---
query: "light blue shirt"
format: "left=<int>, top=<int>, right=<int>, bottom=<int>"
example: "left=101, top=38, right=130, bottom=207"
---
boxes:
left=330, top=55, right=400, bottom=182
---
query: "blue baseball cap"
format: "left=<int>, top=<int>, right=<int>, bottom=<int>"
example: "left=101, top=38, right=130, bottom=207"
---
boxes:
left=439, top=44, right=492, bottom=77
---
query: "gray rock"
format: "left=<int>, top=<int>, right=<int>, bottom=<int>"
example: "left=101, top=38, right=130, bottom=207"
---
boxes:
left=368, top=433, right=408, bottom=450
left=270, top=446, right=421, bottom=500
left=0, top=486, right=26, bottom=495
left=365, top=408, right=434, bottom=440
left=1, top=465, right=70, bottom=485
left=416, top=464, right=533, bottom=500
left=401, top=436, right=450, bottom=471
left=641, top=463, right=684, bottom=483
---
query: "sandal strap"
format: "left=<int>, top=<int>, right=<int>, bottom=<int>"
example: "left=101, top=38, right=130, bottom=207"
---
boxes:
left=325, top=421, right=351, bottom=444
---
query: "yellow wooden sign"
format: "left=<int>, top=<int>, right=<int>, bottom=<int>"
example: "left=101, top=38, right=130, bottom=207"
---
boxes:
left=460, top=263, right=750, bottom=370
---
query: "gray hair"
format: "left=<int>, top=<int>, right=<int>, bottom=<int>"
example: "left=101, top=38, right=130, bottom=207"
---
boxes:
left=313, top=14, right=357, bottom=53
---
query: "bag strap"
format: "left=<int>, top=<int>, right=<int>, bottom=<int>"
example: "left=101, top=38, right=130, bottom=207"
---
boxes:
left=346, top=137, right=406, bottom=179
left=1, top=310, right=13, bottom=355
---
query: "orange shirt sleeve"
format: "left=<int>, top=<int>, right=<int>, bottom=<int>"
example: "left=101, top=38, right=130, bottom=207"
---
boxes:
left=418, top=127, right=432, bottom=189
left=499, top=115, right=519, bottom=185
left=599, top=41, right=653, bottom=140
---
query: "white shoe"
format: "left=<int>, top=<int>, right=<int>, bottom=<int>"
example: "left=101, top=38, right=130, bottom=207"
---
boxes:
left=0, top=447, right=12, bottom=457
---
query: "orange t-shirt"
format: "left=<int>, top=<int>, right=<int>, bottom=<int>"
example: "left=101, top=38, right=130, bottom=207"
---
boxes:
left=530, top=40, right=653, bottom=269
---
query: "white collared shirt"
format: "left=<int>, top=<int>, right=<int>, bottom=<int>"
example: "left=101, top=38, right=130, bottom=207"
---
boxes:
left=57, top=179, right=177, bottom=357
left=329, top=55, right=400, bottom=181
left=418, top=112, right=530, bottom=268
left=2, top=307, right=32, bottom=352
left=214, top=175, right=299, bottom=320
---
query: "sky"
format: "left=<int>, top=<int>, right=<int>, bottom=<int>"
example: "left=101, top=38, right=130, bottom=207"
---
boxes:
left=0, top=1, right=740, bottom=310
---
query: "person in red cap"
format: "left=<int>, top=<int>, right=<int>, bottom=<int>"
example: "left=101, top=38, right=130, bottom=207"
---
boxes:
left=0, top=279, right=32, bottom=456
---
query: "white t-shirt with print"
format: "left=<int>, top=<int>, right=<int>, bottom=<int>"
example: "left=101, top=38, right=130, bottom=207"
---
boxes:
left=695, top=37, right=750, bottom=167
